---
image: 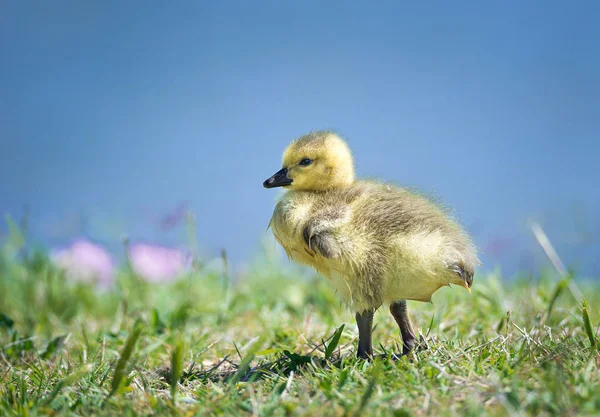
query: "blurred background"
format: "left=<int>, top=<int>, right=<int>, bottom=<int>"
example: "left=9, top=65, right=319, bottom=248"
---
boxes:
left=1, top=1, right=599, bottom=280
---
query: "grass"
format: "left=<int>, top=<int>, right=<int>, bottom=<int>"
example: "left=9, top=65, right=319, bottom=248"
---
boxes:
left=1, top=246, right=600, bottom=416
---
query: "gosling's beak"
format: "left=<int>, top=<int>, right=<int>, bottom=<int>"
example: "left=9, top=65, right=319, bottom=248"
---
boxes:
left=263, top=168, right=293, bottom=188
left=457, top=280, right=472, bottom=294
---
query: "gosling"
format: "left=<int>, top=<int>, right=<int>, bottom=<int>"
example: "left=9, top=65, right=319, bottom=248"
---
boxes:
left=263, top=131, right=479, bottom=359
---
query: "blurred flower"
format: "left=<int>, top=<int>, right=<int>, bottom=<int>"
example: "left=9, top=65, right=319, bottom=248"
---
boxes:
left=159, top=203, right=189, bottom=231
left=485, top=236, right=514, bottom=258
left=127, top=242, right=191, bottom=283
left=51, top=238, right=114, bottom=288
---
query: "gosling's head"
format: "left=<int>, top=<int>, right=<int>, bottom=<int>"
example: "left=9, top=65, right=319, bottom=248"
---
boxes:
left=263, top=131, right=355, bottom=191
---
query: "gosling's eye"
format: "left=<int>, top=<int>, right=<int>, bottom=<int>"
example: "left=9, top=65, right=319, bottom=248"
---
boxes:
left=299, top=158, right=312, bottom=166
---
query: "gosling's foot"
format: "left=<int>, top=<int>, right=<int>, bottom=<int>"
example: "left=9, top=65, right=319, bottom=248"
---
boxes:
left=380, top=353, right=403, bottom=361
left=376, top=349, right=411, bottom=361
left=355, top=309, right=375, bottom=360
left=356, top=350, right=373, bottom=360
left=402, top=338, right=416, bottom=356
left=378, top=336, right=427, bottom=361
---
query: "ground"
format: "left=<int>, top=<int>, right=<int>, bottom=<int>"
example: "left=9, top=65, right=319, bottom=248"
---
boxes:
left=1, top=248, right=600, bottom=417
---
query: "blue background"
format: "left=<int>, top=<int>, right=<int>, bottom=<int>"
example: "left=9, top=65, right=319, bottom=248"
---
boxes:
left=1, top=1, right=599, bottom=276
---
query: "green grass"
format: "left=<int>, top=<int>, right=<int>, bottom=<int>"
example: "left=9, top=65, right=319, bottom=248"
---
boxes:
left=1, top=247, right=600, bottom=416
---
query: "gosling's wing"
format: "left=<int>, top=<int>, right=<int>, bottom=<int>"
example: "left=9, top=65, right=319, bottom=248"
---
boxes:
left=302, top=204, right=351, bottom=259
left=303, top=227, right=341, bottom=258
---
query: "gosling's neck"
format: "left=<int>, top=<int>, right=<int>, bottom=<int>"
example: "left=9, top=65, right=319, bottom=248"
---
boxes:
left=288, top=178, right=356, bottom=193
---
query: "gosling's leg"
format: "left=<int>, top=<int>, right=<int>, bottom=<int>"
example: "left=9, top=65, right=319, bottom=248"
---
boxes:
left=355, top=309, right=374, bottom=359
left=390, top=300, right=416, bottom=355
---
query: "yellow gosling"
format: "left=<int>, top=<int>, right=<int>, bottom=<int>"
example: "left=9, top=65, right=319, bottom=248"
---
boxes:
left=263, top=130, right=480, bottom=359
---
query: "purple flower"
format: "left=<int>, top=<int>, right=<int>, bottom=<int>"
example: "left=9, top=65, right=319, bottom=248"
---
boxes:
left=51, top=238, right=115, bottom=288
left=158, top=203, right=189, bottom=231
left=486, top=236, right=514, bottom=258
left=127, top=242, right=191, bottom=283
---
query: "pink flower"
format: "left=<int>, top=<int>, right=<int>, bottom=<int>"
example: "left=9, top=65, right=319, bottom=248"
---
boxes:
left=158, top=203, right=189, bottom=231
left=485, top=236, right=514, bottom=258
left=51, top=239, right=115, bottom=288
left=127, top=242, right=191, bottom=283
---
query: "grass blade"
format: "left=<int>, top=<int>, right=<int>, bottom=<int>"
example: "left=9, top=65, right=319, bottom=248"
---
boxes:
left=325, top=324, right=345, bottom=361
left=0, top=312, right=14, bottom=330
left=546, top=275, right=572, bottom=321
left=354, top=363, right=381, bottom=416
left=228, top=337, right=264, bottom=385
left=41, top=335, right=68, bottom=360
left=170, top=336, right=185, bottom=403
left=581, top=299, right=598, bottom=352
left=43, top=363, right=93, bottom=405
left=531, top=222, right=582, bottom=302
left=108, top=319, right=144, bottom=398
left=5, top=214, right=25, bottom=251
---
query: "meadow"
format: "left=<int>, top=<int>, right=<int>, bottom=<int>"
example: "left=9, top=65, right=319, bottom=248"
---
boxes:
left=1, top=231, right=600, bottom=416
